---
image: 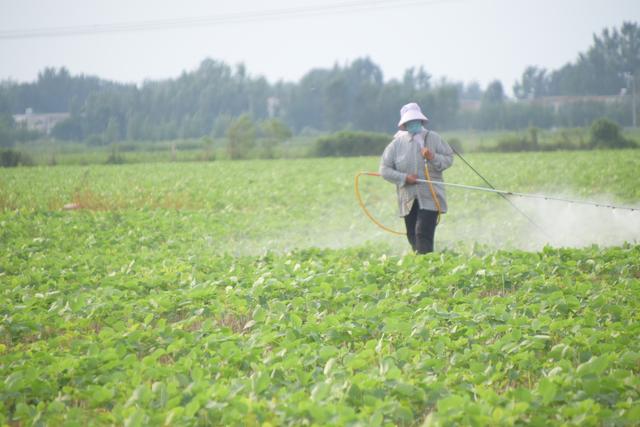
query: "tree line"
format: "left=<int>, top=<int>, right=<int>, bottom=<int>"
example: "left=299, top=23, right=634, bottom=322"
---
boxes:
left=0, top=22, right=638, bottom=146
left=513, top=22, right=640, bottom=98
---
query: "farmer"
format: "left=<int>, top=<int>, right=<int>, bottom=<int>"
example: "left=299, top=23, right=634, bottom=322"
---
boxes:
left=380, top=102, right=454, bottom=253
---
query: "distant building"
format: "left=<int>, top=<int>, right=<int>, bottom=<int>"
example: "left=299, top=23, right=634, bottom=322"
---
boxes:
left=267, top=96, right=281, bottom=118
left=13, top=108, right=71, bottom=134
left=459, top=99, right=481, bottom=111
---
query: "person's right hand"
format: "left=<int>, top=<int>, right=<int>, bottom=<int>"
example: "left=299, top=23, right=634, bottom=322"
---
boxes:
left=405, top=174, right=418, bottom=184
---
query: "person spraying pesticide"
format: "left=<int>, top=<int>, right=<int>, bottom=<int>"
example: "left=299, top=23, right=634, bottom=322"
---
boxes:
left=379, top=102, right=454, bottom=254
left=358, top=106, right=637, bottom=245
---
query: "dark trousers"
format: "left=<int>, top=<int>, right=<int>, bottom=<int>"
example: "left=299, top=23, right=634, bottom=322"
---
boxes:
left=404, top=200, right=438, bottom=254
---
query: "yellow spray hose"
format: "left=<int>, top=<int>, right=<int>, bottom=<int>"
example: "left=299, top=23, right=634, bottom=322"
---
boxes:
left=355, top=165, right=442, bottom=236
left=355, top=172, right=404, bottom=235
left=424, top=161, right=442, bottom=225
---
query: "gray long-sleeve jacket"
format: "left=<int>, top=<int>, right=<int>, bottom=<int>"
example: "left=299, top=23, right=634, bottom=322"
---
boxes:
left=379, top=128, right=454, bottom=217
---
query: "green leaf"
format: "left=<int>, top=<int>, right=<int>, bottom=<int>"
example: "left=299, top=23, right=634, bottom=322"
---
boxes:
left=380, top=358, right=402, bottom=380
left=185, top=399, right=200, bottom=418
left=537, top=378, right=557, bottom=405
left=4, top=372, right=24, bottom=393
left=251, top=372, right=269, bottom=394
left=319, top=345, right=339, bottom=361
left=124, top=409, right=145, bottom=427
left=576, top=356, right=608, bottom=376
left=311, top=382, right=330, bottom=401
left=89, top=385, right=115, bottom=405
left=143, top=313, right=154, bottom=325
left=437, top=395, right=466, bottom=415
left=324, top=358, right=337, bottom=376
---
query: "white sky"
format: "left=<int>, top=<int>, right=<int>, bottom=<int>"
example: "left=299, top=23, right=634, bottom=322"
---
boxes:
left=1, top=0, right=639, bottom=94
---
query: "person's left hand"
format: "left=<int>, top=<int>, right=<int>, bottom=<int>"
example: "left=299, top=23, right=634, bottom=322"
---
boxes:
left=421, top=147, right=435, bottom=160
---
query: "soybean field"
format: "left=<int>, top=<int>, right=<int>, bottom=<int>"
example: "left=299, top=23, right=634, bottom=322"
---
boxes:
left=1, top=150, right=640, bottom=425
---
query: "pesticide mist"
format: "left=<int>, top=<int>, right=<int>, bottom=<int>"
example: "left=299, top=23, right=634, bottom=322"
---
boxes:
left=436, top=190, right=640, bottom=251
left=514, top=195, right=640, bottom=249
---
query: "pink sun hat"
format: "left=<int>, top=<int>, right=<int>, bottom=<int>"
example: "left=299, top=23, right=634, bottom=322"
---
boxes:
left=397, top=102, right=429, bottom=128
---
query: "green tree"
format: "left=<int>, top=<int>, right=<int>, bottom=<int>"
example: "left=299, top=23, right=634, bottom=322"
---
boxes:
left=52, top=116, right=84, bottom=141
left=212, top=114, right=233, bottom=138
left=0, top=113, right=40, bottom=147
left=314, top=130, right=391, bottom=157
left=260, top=118, right=292, bottom=158
left=0, top=149, right=33, bottom=167
left=476, top=80, right=506, bottom=129
left=513, top=66, right=549, bottom=99
left=589, top=117, right=635, bottom=148
left=226, top=114, right=256, bottom=159
left=482, top=80, right=505, bottom=105
left=104, top=117, right=121, bottom=144
left=0, top=113, right=16, bottom=147
left=263, top=118, right=292, bottom=139
left=544, top=22, right=640, bottom=96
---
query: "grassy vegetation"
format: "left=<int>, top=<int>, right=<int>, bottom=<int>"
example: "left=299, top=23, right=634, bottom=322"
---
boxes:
left=4, top=126, right=640, bottom=167
left=13, top=135, right=319, bottom=166
left=2, top=151, right=639, bottom=252
left=6, top=133, right=445, bottom=166
left=442, top=126, right=640, bottom=153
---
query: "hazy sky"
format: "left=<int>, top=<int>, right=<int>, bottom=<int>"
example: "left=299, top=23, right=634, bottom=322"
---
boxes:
left=1, top=0, right=639, bottom=93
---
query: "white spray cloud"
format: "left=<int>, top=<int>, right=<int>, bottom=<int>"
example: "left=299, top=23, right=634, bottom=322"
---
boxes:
left=512, top=195, right=640, bottom=249
left=435, top=192, right=640, bottom=251
left=202, top=189, right=640, bottom=255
